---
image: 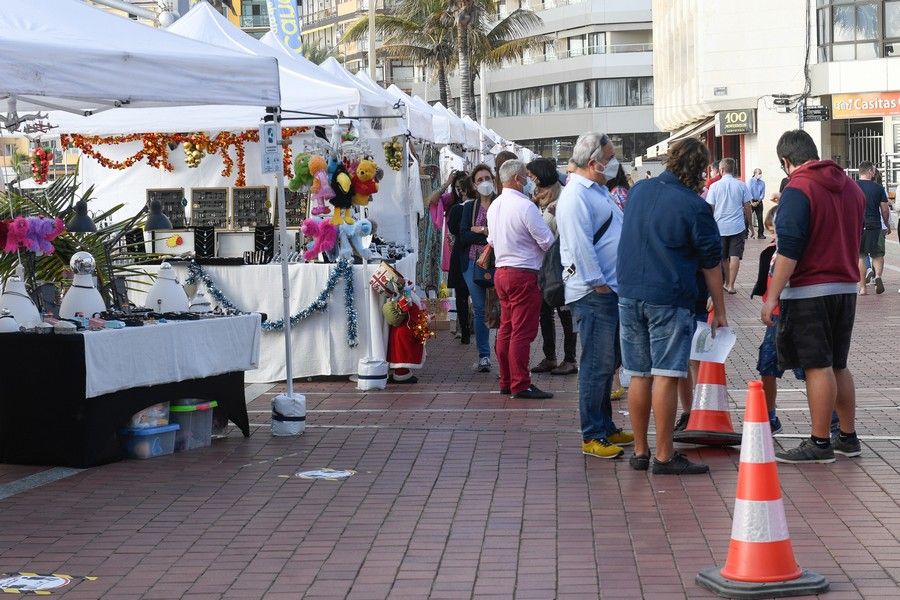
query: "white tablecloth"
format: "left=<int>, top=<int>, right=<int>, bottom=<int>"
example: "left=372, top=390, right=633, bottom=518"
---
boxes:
left=131, top=256, right=416, bottom=383
left=82, top=313, right=261, bottom=398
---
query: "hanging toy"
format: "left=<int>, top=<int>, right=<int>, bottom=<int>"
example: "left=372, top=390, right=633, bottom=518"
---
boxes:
left=301, top=218, right=338, bottom=262
left=23, top=217, right=65, bottom=256
left=3, top=216, right=30, bottom=253
left=329, top=160, right=355, bottom=226
left=338, top=218, right=372, bottom=260
left=351, top=159, right=379, bottom=207
left=308, top=155, right=334, bottom=216
left=287, top=152, right=313, bottom=192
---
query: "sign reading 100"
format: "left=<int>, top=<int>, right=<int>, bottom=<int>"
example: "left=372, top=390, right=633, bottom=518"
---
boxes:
left=716, top=109, right=756, bottom=136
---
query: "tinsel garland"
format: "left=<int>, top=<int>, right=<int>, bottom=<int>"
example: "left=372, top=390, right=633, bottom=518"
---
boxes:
left=185, top=259, right=358, bottom=347
left=60, top=127, right=306, bottom=187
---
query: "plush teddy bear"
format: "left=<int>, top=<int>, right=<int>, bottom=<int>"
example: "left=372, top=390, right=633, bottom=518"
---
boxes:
left=308, top=155, right=334, bottom=216
left=287, top=153, right=313, bottom=192
left=329, top=160, right=355, bottom=226
left=337, top=218, right=372, bottom=260
left=3, top=216, right=30, bottom=253
left=301, top=217, right=338, bottom=262
left=352, top=159, right=379, bottom=207
left=24, top=217, right=64, bottom=256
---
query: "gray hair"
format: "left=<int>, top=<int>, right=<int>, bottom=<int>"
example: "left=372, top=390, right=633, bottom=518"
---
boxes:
left=570, top=132, right=611, bottom=168
left=720, top=157, right=736, bottom=174
left=498, top=159, right=525, bottom=184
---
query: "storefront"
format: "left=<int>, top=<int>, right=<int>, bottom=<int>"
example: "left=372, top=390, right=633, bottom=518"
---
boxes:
left=829, top=91, right=900, bottom=189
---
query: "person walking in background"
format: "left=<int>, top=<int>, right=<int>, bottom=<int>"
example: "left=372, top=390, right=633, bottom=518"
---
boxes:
left=494, top=151, right=518, bottom=192
left=701, top=159, right=721, bottom=199
left=488, top=160, right=555, bottom=399
left=617, top=138, right=727, bottom=475
left=748, top=167, right=766, bottom=239
left=557, top=133, right=635, bottom=459
left=459, top=164, right=498, bottom=372
left=856, top=161, right=891, bottom=295
left=427, top=170, right=476, bottom=344
left=706, top=157, right=752, bottom=294
left=527, top=157, right=578, bottom=376
left=763, top=129, right=864, bottom=464
left=607, top=163, right=631, bottom=211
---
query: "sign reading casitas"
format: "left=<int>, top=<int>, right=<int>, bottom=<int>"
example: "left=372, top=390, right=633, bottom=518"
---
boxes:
left=832, top=92, right=900, bottom=119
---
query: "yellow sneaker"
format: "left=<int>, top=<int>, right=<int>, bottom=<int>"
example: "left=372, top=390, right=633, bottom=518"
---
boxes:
left=610, top=387, right=627, bottom=400
left=608, top=429, right=635, bottom=447
left=582, top=439, right=624, bottom=459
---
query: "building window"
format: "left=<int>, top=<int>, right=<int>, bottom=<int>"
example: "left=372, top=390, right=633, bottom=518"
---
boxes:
left=816, top=0, right=900, bottom=61
left=567, top=35, right=585, bottom=58
left=588, top=32, right=606, bottom=54
left=240, top=0, right=269, bottom=28
left=489, top=76, right=652, bottom=118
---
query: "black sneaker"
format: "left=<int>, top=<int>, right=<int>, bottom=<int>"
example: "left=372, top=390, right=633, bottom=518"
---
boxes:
left=513, top=385, right=553, bottom=399
left=775, top=439, right=835, bottom=464
left=652, top=452, right=709, bottom=475
left=832, top=433, right=862, bottom=457
left=629, top=453, right=650, bottom=471
left=499, top=388, right=511, bottom=396
left=674, top=412, right=691, bottom=433
left=875, top=276, right=885, bottom=295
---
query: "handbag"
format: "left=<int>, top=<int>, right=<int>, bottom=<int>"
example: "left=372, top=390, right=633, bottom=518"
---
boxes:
left=473, top=243, right=495, bottom=288
left=484, top=287, right=500, bottom=329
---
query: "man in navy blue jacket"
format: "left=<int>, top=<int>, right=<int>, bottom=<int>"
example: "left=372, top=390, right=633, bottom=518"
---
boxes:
left=617, top=138, right=728, bottom=475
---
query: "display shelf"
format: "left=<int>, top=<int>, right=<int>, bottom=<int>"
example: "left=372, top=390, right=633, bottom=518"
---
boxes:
left=191, top=188, right=228, bottom=228
left=148, top=188, right=186, bottom=229
left=283, top=189, right=308, bottom=227
left=232, top=186, right=270, bottom=228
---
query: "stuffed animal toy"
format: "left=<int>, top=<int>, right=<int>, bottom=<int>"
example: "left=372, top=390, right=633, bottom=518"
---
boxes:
left=329, top=161, right=355, bottom=226
left=24, top=217, right=64, bottom=256
left=3, top=216, right=30, bottom=253
left=352, top=159, right=379, bottom=207
left=308, top=155, right=334, bottom=216
left=338, top=218, right=372, bottom=260
left=287, top=153, right=313, bottom=192
left=300, top=218, right=338, bottom=262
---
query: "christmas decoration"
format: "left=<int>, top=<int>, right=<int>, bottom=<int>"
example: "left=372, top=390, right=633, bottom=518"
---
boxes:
left=60, top=127, right=308, bottom=187
left=383, top=138, right=403, bottom=171
left=30, top=147, right=51, bottom=184
left=185, top=258, right=359, bottom=346
left=409, top=308, right=435, bottom=345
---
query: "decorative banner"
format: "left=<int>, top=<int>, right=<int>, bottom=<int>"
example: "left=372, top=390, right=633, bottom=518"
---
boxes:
left=832, top=92, right=900, bottom=119
left=266, top=0, right=302, bottom=54
left=0, top=572, right=97, bottom=595
left=295, top=468, right=356, bottom=480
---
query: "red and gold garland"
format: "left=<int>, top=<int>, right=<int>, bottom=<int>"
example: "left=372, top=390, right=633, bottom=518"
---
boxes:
left=30, top=147, right=52, bottom=184
left=60, top=127, right=306, bottom=187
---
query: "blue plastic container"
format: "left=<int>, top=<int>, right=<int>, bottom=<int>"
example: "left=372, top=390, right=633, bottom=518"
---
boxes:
left=120, top=423, right=180, bottom=459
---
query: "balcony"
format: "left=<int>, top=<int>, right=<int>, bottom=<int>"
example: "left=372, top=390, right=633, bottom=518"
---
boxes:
left=507, top=42, right=652, bottom=68
left=241, top=14, right=270, bottom=28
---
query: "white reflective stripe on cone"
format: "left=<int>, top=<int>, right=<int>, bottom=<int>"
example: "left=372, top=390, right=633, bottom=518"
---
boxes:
left=694, top=384, right=728, bottom=411
left=731, top=498, right=790, bottom=543
left=739, top=422, right=776, bottom=464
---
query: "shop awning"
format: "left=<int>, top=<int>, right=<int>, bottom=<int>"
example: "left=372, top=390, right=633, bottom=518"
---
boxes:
left=645, top=117, right=715, bottom=159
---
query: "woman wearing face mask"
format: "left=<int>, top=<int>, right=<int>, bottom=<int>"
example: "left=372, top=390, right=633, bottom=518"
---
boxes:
left=459, top=164, right=498, bottom=372
left=526, top=158, right=578, bottom=375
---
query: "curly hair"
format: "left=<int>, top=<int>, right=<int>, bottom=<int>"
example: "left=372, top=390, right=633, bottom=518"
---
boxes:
left=666, top=138, right=710, bottom=192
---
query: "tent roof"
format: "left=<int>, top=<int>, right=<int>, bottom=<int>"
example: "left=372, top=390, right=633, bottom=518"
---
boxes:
left=360, top=75, right=433, bottom=141
left=0, top=0, right=280, bottom=118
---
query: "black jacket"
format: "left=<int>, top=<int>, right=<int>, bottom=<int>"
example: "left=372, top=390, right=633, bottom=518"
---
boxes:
left=446, top=201, right=466, bottom=289
left=458, top=199, right=489, bottom=259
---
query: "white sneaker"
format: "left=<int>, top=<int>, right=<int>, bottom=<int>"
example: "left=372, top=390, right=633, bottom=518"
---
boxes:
left=476, top=357, right=491, bottom=372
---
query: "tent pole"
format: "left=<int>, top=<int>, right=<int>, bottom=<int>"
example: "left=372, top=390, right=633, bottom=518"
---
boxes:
left=368, top=0, right=376, bottom=80
left=274, top=122, right=294, bottom=397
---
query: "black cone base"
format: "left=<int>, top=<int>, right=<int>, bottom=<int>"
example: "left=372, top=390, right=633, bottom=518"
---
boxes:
left=696, top=567, right=829, bottom=599
left=674, top=430, right=742, bottom=447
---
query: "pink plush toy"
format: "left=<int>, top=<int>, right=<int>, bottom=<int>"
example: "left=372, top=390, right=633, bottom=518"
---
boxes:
left=301, top=218, right=338, bottom=262
left=3, top=216, right=29, bottom=253
left=24, top=216, right=64, bottom=256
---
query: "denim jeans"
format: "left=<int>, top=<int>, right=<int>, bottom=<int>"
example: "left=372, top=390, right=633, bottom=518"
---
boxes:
left=618, top=298, right=694, bottom=378
left=570, top=291, right=619, bottom=441
left=463, top=259, right=491, bottom=359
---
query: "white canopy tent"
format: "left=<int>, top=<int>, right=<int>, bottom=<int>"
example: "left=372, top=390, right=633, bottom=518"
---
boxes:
left=432, top=103, right=468, bottom=147
left=357, top=72, right=434, bottom=142
left=0, top=0, right=280, bottom=120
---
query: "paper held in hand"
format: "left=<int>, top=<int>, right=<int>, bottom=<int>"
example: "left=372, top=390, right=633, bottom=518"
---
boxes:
left=689, top=322, right=737, bottom=364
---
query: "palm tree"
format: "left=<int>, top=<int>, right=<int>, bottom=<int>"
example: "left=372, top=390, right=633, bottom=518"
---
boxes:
left=342, top=0, right=455, bottom=106
left=301, top=41, right=343, bottom=65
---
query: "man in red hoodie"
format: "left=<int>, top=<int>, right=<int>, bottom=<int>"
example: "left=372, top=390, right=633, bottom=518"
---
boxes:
left=762, top=130, right=864, bottom=464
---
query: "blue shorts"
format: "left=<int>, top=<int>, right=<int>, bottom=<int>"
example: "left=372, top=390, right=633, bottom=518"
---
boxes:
left=757, top=315, right=805, bottom=380
left=618, top=298, right=694, bottom=378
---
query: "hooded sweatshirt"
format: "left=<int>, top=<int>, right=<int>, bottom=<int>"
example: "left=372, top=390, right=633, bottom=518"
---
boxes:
left=775, top=160, right=864, bottom=299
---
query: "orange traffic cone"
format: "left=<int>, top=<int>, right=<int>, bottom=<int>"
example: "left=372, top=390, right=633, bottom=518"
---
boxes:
left=696, top=380, right=828, bottom=598
left=674, top=360, right=742, bottom=446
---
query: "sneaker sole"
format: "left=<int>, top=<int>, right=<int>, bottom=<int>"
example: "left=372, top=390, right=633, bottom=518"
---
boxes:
left=609, top=440, right=635, bottom=447
left=833, top=448, right=862, bottom=457
left=771, top=426, right=783, bottom=435
left=583, top=450, right=624, bottom=459
left=775, top=456, right=835, bottom=464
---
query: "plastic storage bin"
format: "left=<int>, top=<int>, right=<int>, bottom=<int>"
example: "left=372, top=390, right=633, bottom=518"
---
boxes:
left=120, top=424, right=179, bottom=459
left=129, top=402, right=169, bottom=428
left=170, top=401, right=217, bottom=452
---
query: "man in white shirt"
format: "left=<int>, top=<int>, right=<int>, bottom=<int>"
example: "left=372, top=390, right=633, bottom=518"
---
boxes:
left=706, top=157, right=752, bottom=293
left=487, top=160, right=555, bottom=399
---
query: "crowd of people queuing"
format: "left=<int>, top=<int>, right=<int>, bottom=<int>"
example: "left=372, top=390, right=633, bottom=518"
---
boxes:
left=426, top=128, right=874, bottom=474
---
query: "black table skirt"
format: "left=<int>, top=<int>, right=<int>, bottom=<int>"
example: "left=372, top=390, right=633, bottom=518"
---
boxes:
left=0, top=332, right=250, bottom=468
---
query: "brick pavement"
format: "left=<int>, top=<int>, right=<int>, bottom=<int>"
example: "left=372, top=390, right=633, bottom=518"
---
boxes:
left=1, top=236, right=899, bottom=599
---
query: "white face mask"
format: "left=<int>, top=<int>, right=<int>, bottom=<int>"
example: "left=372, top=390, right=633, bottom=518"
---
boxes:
left=522, top=178, right=536, bottom=196
left=602, top=157, right=620, bottom=180
left=476, top=180, right=495, bottom=196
